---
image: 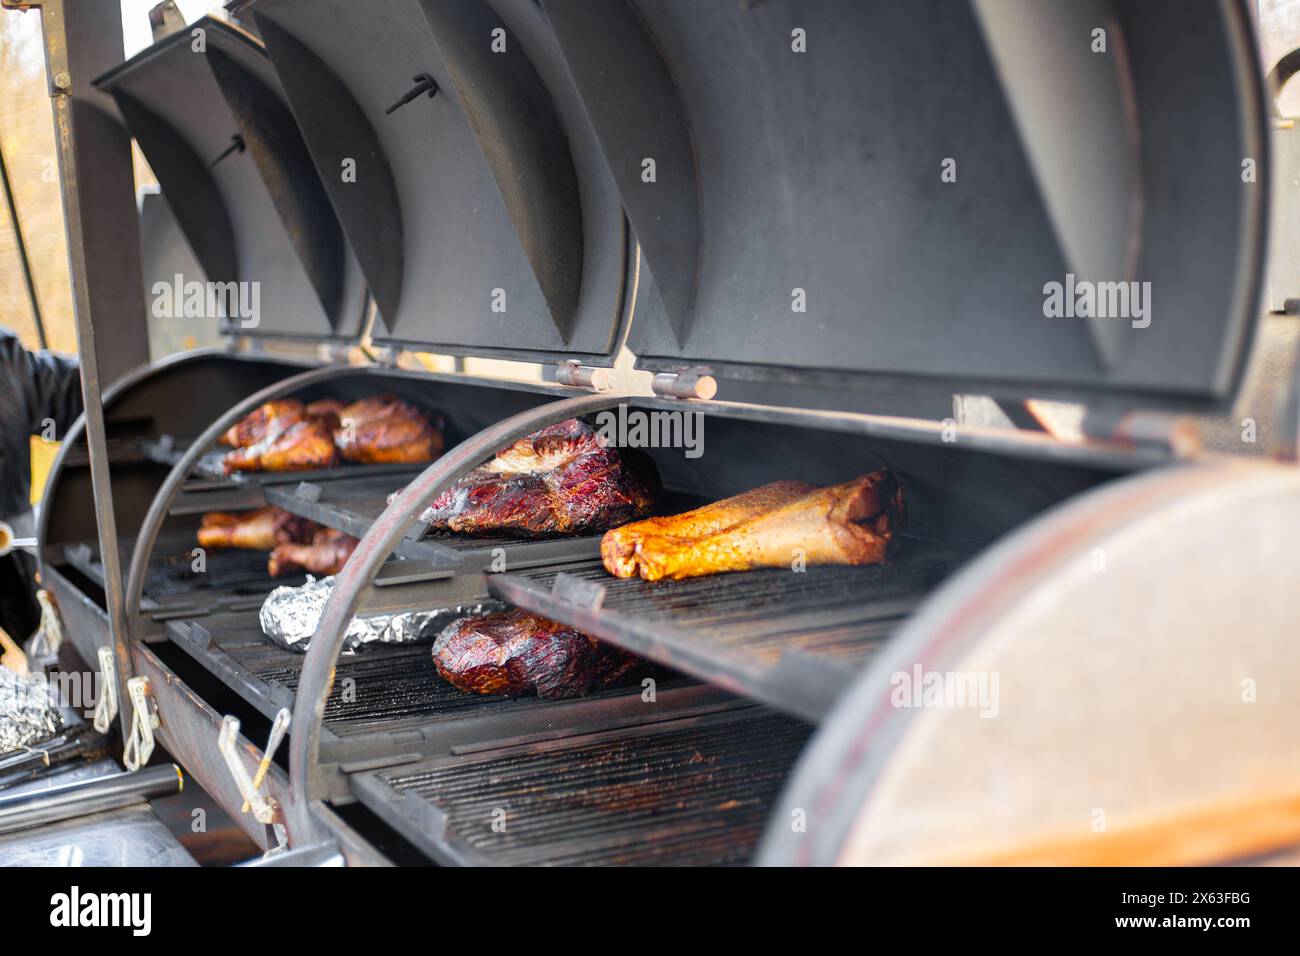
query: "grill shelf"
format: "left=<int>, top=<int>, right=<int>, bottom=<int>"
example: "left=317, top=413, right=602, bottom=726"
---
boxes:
left=164, top=607, right=738, bottom=785
left=491, top=535, right=972, bottom=721
left=259, top=472, right=604, bottom=568
left=351, top=709, right=811, bottom=866
left=63, top=533, right=307, bottom=616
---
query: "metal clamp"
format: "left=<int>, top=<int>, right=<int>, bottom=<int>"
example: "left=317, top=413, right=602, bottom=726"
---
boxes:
left=91, top=646, right=118, bottom=733
left=122, top=676, right=159, bottom=771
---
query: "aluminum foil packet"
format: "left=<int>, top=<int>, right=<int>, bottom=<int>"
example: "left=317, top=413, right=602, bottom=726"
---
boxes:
left=0, top=666, right=65, bottom=756
left=259, top=575, right=489, bottom=654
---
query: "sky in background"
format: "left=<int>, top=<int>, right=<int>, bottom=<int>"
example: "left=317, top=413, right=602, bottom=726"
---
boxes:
left=121, top=0, right=226, bottom=59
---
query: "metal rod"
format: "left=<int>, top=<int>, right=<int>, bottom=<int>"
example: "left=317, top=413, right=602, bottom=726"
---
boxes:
left=0, top=136, right=48, bottom=349
left=0, top=763, right=182, bottom=835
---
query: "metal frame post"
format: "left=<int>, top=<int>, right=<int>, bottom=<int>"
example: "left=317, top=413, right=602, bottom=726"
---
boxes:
left=3, top=0, right=151, bottom=742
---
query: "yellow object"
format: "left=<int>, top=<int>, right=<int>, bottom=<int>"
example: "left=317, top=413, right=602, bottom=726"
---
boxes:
left=29, top=436, right=58, bottom=505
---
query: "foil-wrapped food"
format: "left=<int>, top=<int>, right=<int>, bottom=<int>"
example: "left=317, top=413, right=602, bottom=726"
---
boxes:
left=0, top=666, right=65, bottom=755
left=258, top=575, right=487, bottom=653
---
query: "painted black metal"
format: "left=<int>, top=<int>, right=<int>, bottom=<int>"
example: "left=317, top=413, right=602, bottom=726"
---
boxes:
left=542, top=0, right=1269, bottom=413
left=420, top=0, right=585, bottom=342
left=115, top=92, right=239, bottom=286
left=351, top=708, right=811, bottom=866
left=253, top=14, right=404, bottom=332
left=539, top=0, right=698, bottom=347
left=94, top=18, right=367, bottom=342
left=206, top=45, right=346, bottom=325
left=249, top=0, right=630, bottom=364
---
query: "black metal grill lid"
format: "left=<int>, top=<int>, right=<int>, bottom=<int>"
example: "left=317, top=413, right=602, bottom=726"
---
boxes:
left=94, top=17, right=368, bottom=343
left=246, top=0, right=631, bottom=365
left=542, top=0, right=1269, bottom=412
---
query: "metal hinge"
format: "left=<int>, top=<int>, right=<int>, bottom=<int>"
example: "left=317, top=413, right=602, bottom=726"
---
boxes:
left=650, top=367, right=717, bottom=400
left=555, top=361, right=612, bottom=391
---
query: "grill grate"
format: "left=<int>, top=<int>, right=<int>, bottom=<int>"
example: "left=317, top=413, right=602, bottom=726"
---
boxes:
left=66, top=535, right=305, bottom=604
left=492, top=534, right=970, bottom=721
left=177, top=609, right=682, bottom=734
left=355, top=710, right=811, bottom=866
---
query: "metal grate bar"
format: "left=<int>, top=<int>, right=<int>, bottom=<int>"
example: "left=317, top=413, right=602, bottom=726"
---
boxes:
left=491, top=535, right=971, bottom=721
left=355, top=710, right=811, bottom=866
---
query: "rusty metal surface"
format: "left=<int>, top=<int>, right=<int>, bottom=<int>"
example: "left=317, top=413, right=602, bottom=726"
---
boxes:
left=760, top=461, right=1300, bottom=866
left=135, top=642, right=288, bottom=852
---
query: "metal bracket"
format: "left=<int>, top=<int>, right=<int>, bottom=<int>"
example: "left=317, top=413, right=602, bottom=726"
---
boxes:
left=123, top=676, right=159, bottom=771
left=650, top=367, right=717, bottom=400
left=551, top=571, right=606, bottom=610
left=555, top=361, right=612, bottom=391
left=91, top=646, right=118, bottom=734
left=1080, top=408, right=1200, bottom=458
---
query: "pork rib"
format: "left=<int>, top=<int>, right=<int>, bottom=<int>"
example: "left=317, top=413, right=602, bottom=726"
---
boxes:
left=603, top=470, right=904, bottom=581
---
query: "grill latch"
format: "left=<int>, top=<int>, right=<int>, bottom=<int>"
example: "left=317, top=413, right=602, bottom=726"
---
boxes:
left=91, top=646, right=118, bottom=734
left=123, top=676, right=160, bottom=772
left=219, top=708, right=292, bottom=856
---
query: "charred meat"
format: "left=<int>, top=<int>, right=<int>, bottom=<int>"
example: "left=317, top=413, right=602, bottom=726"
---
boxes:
left=223, top=417, right=338, bottom=474
left=268, top=527, right=359, bottom=578
left=335, top=395, right=443, bottom=464
left=221, top=393, right=441, bottom=473
left=432, top=608, right=637, bottom=699
left=602, top=471, right=904, bottom=581
left=197, top=507, right=319, bottom=551
left=418, top=419, right=657, bottom=537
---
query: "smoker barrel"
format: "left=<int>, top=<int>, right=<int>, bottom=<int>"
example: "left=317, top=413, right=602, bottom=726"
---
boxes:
left=33, top=0, right=1293, bottom=865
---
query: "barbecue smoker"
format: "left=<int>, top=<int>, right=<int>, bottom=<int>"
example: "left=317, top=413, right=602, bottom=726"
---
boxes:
left=21, top=0, right=1300, bottom=866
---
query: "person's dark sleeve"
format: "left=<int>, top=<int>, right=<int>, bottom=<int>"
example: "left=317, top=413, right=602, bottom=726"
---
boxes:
left=0, top=327, right=82, bottom=438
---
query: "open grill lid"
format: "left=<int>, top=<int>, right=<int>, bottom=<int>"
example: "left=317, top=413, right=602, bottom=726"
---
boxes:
left=247, top=0, right=631, bottom=365
left=95, top=18, right=368, bottom=342
left=538, top=0, right=1269, bottom=412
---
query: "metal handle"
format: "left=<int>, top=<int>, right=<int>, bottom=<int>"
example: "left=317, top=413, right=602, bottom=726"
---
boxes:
left=218, top=715, right=277, bottom=825
left=242, top=707, right=290, bottom=814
